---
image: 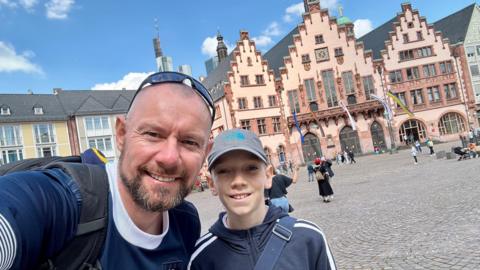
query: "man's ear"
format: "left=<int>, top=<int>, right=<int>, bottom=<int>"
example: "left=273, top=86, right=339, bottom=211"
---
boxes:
left=115, top=116, right=127, bottom=152
left=206, top=172, right=218, bottom=196
left=264, top=164, right=274, bottom=189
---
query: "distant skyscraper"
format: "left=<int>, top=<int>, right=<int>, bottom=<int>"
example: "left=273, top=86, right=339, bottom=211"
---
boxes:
left=178, top=64, right=192, bottom=76
left=205, top=56, right=219, bottom=75
left=153, top=21, right=173, bottom=72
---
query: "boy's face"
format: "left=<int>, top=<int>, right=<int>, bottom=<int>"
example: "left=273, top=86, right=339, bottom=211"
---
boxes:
left=209, top=150, right=272, bottom=221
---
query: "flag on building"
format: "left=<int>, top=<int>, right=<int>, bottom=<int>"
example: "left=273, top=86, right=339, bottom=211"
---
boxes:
left=370, top=94, right=394, bottom=120
left=292, top=110, right=305, bottom=144
left=339, top=101, right=356, bottom=130
left=386, top=91, right=414, bottom=117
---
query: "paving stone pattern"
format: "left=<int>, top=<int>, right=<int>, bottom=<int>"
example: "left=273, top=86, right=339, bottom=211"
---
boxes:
left=189, top=142, right=480, bottom=269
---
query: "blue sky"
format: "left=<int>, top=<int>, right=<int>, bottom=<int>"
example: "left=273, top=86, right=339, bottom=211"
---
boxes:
left=0, top=0, right=477, bottom=94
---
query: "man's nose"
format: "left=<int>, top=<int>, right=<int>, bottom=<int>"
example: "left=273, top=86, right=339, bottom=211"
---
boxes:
left=154, top=138, right=180, bottom=170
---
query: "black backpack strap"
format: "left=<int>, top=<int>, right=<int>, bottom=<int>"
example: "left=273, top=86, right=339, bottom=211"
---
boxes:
left=253, top=216, right=296, bottom=270
left=0, top=156, right=80, bottom=175
left=41, top=161, right=109, bottom=270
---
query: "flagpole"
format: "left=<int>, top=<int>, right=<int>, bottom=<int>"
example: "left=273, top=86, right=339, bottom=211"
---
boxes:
left=378, top=66, right=397, bottom=154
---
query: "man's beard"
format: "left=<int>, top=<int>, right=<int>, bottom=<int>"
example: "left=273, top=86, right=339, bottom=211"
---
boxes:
left=118, top=153, right=192, bottom=212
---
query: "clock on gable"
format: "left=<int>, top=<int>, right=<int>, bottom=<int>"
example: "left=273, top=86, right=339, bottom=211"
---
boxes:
left=315, top=47, right=329, bottom=62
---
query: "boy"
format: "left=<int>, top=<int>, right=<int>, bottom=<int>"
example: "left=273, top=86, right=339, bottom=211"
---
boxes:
left=188, top=129, right=336, bottom=270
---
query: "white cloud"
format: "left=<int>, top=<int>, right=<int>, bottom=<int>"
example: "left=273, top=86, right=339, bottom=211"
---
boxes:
left=354, top=19, right=373, bottom=38
left=263, top=22, right=281, bottom=37
left=0, top=41, right=44, bottom=74
left=45, top=0, right=74, bottom=20
left=91, top=72, right=153, bottom=90
left=201, top=35, right=233, bottom=57
left=0, top=0, right=17, bottom=8
left=19, top=0, right=37, bottom=10
left=252, top=35, right=273, bottom=47
left=283, top=2, right=304, bottom=23
left=320, top=0, right=338, bottom=10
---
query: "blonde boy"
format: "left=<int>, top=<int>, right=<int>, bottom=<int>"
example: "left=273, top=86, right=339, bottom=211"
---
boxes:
left=188, top=129, right=336, bottom=270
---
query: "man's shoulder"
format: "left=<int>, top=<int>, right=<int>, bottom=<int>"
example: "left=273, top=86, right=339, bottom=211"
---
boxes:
left=170, top=200, right=199, bottom=219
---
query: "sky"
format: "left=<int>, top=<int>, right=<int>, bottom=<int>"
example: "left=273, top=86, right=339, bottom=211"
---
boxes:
left=0, top=0, right=477, bottom=94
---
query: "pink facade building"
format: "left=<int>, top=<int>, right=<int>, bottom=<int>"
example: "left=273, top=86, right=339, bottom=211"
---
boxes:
left=204, top=1, right=478, bottom=166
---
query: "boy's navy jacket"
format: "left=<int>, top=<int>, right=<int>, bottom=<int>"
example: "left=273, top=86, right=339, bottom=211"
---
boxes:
left=0, top=160, right=200, bottom=270
left=188, top=206, right=336, bottom=270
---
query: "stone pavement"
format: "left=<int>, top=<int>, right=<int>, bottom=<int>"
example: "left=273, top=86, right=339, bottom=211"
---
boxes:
left=188, top=142, right=480, bottom=269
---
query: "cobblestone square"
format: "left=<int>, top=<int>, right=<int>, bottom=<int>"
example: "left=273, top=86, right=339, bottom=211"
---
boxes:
left=189, top=142, right=480, bottom=269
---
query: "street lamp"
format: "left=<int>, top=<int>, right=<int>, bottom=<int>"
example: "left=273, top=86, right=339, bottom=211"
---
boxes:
left=377, top=66, right=397, bottom=154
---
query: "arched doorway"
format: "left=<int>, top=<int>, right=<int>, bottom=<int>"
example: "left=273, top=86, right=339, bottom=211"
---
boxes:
left=399, top=119, right=427, bottom=143
left=302, top=133, right=322, bottom=164
left=340, top=126, right=362, bottom=154
left=370, top=121, right=387, bottom=150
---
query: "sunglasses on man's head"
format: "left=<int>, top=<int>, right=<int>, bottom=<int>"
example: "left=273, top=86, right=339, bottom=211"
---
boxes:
left=128, top=71, right=215, bottom=122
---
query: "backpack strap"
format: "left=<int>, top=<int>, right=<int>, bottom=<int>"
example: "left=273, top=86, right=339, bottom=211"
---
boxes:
left=40, top=161, right=109, bottom=270
left=253, top=216, right=296, bottom=270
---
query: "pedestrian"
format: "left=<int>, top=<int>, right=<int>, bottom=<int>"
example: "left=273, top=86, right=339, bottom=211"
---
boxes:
left=288, top=160, right=294, bottom=174
left=343, top=149, right=350, bottom=164
left=189, top=129, right=336, bottom=270
left=335, top=151, right=340, bottom=165
left=427, top=137, right=435, bottom=156
left=414, top=140, right=422, bottom=153
left=307, top=163, right=315, bottom=182
left=348, top=149, right=356, bottom=164
left=267, top=166, right=299, bottom=213
left=0, top=72, right=215, bottom=269
left=468, top=128, right=474, bottom=143
left=313, top=158, right=334, bottom=203
left=411, top=145, right=418, bottom=164
left=321, top=156, right=335, bottom=179
left=340, top=152, right=346, bottom=164
left=403, top=134, right=408, bottom=144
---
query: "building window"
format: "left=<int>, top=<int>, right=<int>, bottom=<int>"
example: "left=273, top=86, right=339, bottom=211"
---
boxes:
left=247, top=57, right=253, bottom=66
left=439, top=61, right=453, bottom=74
left=362, top=76, right=375, bottom=99
left=322, top=70, right=338, bottom=107
left=444, top=83, right=457, bottom=99
left=36, top=146, right=56, bottom=158
left=0, top=125, right=21, bottom=147
left=466, top=46, right=475, bottom=59
left=253, top=96, right=263, bottom=109
left=427, top=86, right=441, bottom=103
left=255, top=75, right=265, bottom=85
left=416, top=31, right=423, bottom=41
left=304, top=79, right=316, bottom=101
left=34, top=123, right=55, bottom=144
left=407, top=22, right=414, bottom=28
left=334, top=47, right=343, bottom=57
left=410, top=89, right=424, bottom=105
left=264, top=147, right=272, bottom=163
left=403, top=34, right=409, bottom=43
left=389, top=70, right=403, bottom=83
left=301, top=54, right=311, bottom=63
left=240, top=120, right=251, bottom=130
left=85, top=116, right=110, bottom=131
left=88, top=137, right=113, bottom=153
left=399, top=49, right=414, bottom=61
left=315, top=34, right=324, bottom=44
left=438, top=112, right=466, bottom=135
left=33, top=107, right=44, bottom=115
left=405, top=67, right=420, bottom=80
left=287, top=90, right=300, bottom=114
left=268, top=95, right=277, bottom=107
left=240, top=75, right=250, bottom=86
left=470, top=65, right=480, bottom=77
left=417, top=46, right=432, bottom=58
left=215, top=105, right=221, bottom=119
left=0, top=106, right=10, bottom=115
left=238, top=98, right=247, bottom=110
left=342, top=72, right=355, bottom=95
left=1, top=148, right=23, bottom=165
left=395, top=92, right=407, bottom=107
left=423, top=64, right=437, bottom=77
left=257, top=119, right=267, bottom=135
left=273, top=117, right=281, bottom=133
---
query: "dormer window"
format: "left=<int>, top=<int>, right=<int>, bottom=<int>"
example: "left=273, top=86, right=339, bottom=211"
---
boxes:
left=0, top=106, right=10, bottom=115
left=34, top=107, right=44, bottom=115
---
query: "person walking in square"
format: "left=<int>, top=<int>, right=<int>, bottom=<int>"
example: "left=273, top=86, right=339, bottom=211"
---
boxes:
left=427, top=138, right=435, bottom=156
left=313, top=158, right=334, bottom=203
left=414, top=140, right=422, bottom=153
left=411, top=145, right=418, bottom=164
left=307, top=163, right=315, bottom=182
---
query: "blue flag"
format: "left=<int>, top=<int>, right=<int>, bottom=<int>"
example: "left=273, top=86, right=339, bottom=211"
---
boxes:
left=293, top=110, right=305, bottom=144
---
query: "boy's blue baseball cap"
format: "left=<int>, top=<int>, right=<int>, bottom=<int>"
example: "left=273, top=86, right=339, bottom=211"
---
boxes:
left=207, top=128, right=268, bottom=171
